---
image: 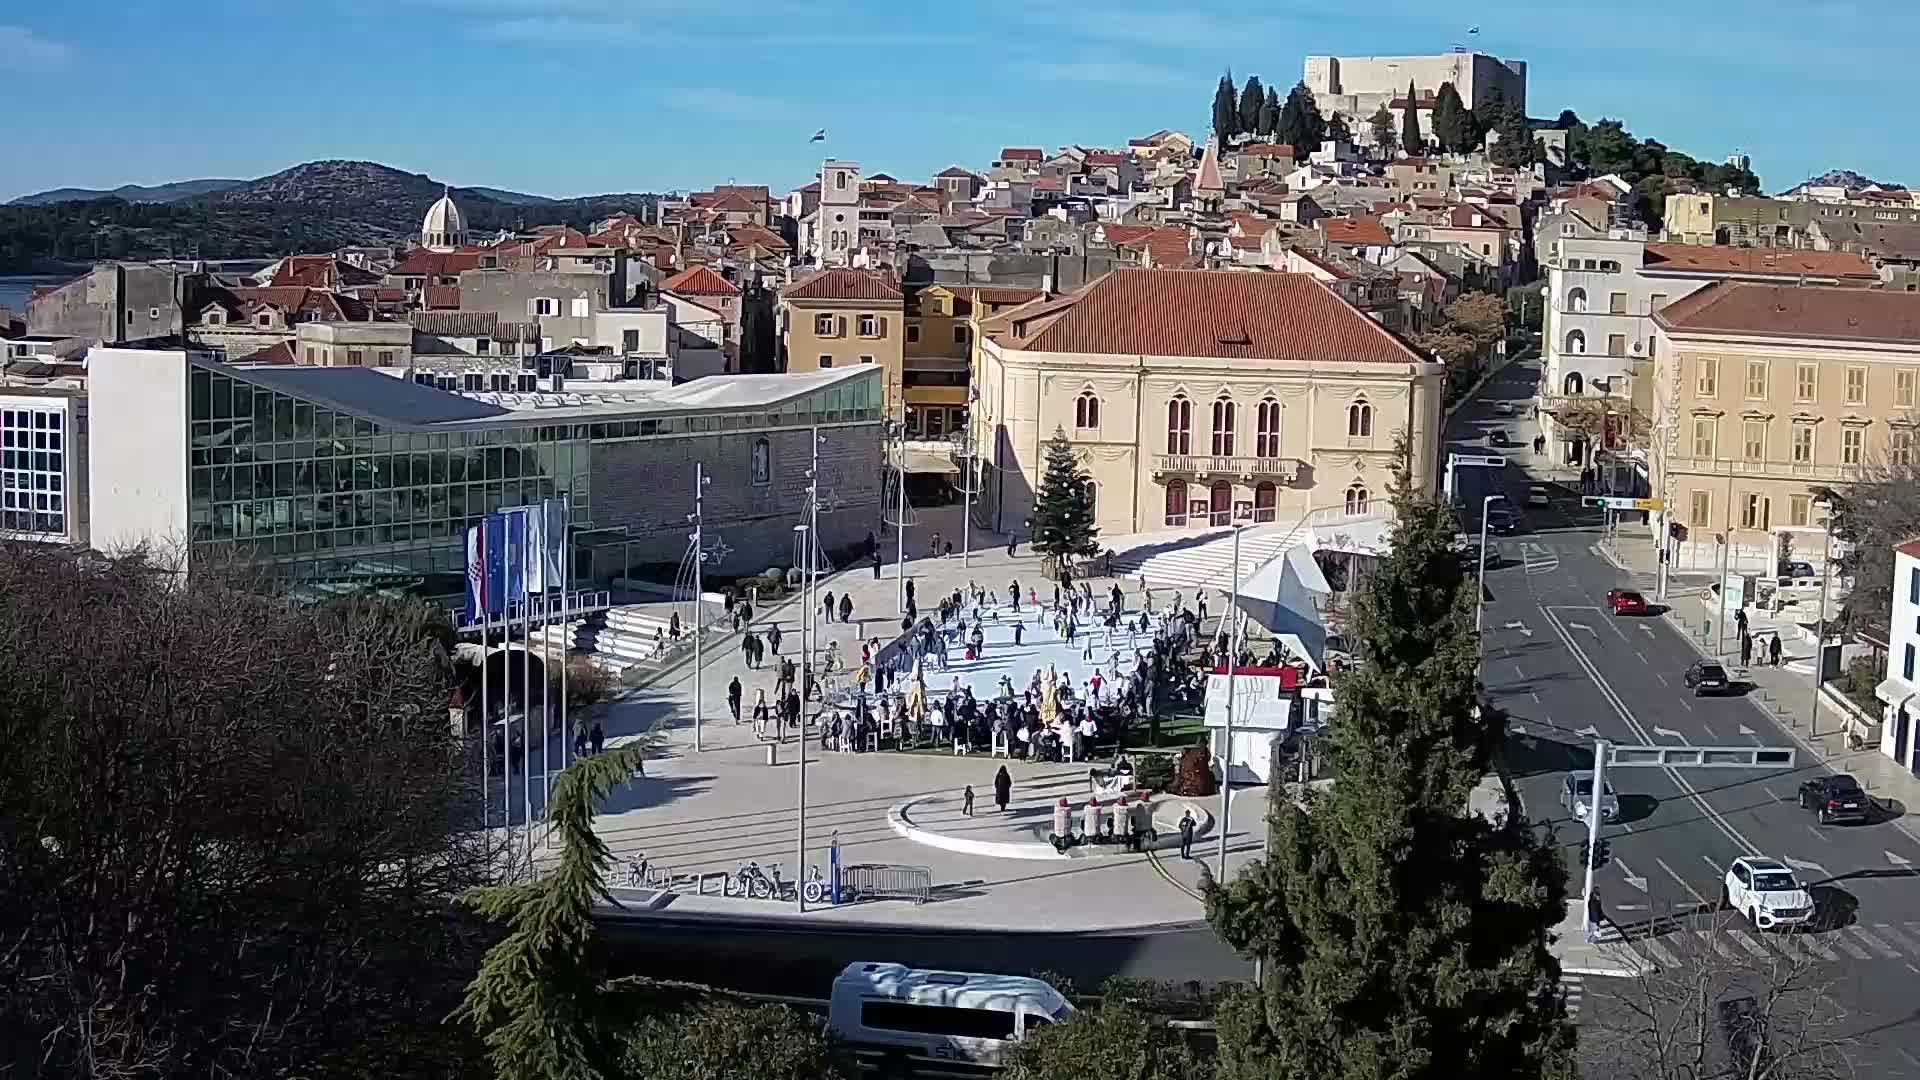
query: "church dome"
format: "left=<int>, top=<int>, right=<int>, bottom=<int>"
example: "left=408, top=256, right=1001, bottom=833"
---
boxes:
left=422, top=192, right=466, bottom=251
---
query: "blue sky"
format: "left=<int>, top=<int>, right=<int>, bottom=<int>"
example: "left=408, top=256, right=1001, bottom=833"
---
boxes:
left=3, top=1, right=1914, bottom=202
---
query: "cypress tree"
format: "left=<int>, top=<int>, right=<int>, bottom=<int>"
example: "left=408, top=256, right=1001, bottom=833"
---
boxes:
left=1213, top=72, right=1239, bottom=141
left=1238, top=75, right=1266, bottom=140
left=1294, top=82, right=1325, bottom=157
left=1031, top=430, right=1100, bottom=568
left=1369, top=104, right=1398, bottom=157
left=1432, top=81, right=1467, bottom=153
left=1203, top=477, right=1579, bottom=1080
left=1400, top=80, right=1423, bottom=156
left=1261, top=86, right=1282, bottom=138
left=1325, top=111, right=1351, bottom=146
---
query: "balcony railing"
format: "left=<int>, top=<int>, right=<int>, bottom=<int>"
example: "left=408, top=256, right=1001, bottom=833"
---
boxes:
left=1666, top=456, right=1865, bottom=483
left=1151, top=454, right=1304, bottom=483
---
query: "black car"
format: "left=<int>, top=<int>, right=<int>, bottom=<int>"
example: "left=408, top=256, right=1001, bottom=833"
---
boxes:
left=1489, top=429, right=1514, bottom=448
left=1684, top=660, right=1730, bottom=697
left=1798, top=773, right=1870, bottom=824
left=1486, top=507, right=1524, bottom=535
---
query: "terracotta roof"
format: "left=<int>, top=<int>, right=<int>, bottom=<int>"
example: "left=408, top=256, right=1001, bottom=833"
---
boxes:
left=998, top=147, right=1043, bottom=162
left=409, top=311, right=498, bottom=337
left=935, top=165, right=979, bottom=179
left=782, top=267, right=902, bottom=302
left=701, top=191, right=761, bottom=213
left=1194, top=142, right=1224, bottom=194
left=1101, top=224, right=1158, bottom=248
left=1290, top=248, right=1352, bottom=280
left=969, top=286, right=1044, bottom=306
left=1654, top=281, right=1920, bottom=343
left=389, top=249, right=485, bottom=276
left=226, top=286, right=369, bottom=322
left=1085, top=151, right=1127, bottom=167
left=1144, top=228, right=1197, bottom=268
left=270, top=255, right=382, bottom=289
left=724, top=223, right=789, bottom=252
left=1240, top=143, right=1295, bottom=159
left=1321, top=216, right=1394, bottom=247
left=1000, top=269, right=1424, bottom=364
left=242, top=340, right=299, bottom=365
left=1896, top=537, right=1920, bottom=560
left=1642, top=243, right=1877, bottom=280
left=424, top=285, right=461, bottom=310
left=1229, top=235, right=1265, bottom=252
left=1032, top=178, right=1061, bottom=192
left=661, top=265, right=741, bottom=297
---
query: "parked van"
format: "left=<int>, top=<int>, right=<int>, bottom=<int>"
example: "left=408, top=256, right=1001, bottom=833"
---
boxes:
left=826, top=962, right=1074, bottom=1070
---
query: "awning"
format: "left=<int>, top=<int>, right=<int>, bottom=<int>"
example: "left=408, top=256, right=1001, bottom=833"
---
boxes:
left=1874, top=677, right=1917, bottom=710
left=891, top=445, right=960, bottom=475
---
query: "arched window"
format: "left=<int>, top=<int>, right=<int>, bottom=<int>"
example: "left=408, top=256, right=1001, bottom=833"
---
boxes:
left=1564, top=371, right=1583, bottom=395
left=1254, top=481, right=1277, bottom=523
left=1345, top=483, right=1371, bottom=516
left=1347, top=398, right=1373, bottom=438
left=1164, top=480, right=1188, bottom=526
left=1075, top=392, right=1100, bottom=430
left=1565, top=329, right=1586, bottom=354
left=1567, top=286, right=1588, bottom=312
left=1211, top=396, right=1236, bottom=456
left=1165, top=396, right=1192, bottom=454
left=750, top=437, right=771, bottom=485
left=1255, top=397, right=1281, bottom=458
left=1209, top=481, right=1233, bottom=527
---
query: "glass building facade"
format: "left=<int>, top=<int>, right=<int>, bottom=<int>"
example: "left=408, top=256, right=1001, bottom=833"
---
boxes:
left=0, top=403, right=69, bottom=538
left=186, top=360, right=883, bottom=591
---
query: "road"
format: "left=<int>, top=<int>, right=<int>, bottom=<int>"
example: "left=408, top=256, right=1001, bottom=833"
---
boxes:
left=1456, top=356, right=1920, bottom=1077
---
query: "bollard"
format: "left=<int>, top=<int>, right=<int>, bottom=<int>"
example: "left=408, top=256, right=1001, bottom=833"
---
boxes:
left=1053, top=798, right=1071, bottom=840
left=1083, top=798, right=1101, bottom=840
left=766, top=743, right=778, bottom=767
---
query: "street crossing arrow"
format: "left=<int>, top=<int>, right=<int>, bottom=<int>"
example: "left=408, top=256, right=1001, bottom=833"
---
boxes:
left=1567, top=621, right=1596, bottom=634
left=1737, top=723, right=1757, bottom=737
left=1575, top=725, right=1600, bottom=738
left=1784, top=856, right=1827, bottom=877
left=1888, top=851, right=1913, bottom=868
left=1503, top=621, right=1534, bottom=638
left=1653, top=726, right=1685, bottom=740
left=1614, top=859, right=1649, bottom=892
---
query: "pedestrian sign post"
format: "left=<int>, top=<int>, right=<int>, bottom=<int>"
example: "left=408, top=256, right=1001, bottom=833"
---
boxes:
left=1581, top=496, right=1663, bottom=512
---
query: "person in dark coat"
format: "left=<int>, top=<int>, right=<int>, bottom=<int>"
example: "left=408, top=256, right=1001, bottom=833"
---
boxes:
left=838, top=593, right=853, bottom=623
left=822, top=590, right=835, bottom=623
left=728, top=675, right=743, bottom=723
left=993, top=765, right=1013, bottom=813
left=590, top=722, right=606, bottom=756
left=768, top=623, right=783, bottom=654
left=1769, top=633, right=1782, bottom=667
left=1740, top=630, right=1753, bottom=667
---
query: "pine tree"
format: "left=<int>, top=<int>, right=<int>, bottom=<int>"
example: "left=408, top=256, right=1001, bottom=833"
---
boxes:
left=1325, top=111, right=1351, bottom=146
left=1260, top=86, right=1281, bottom=138
left=1400, top=80, right=1423, bottom=156
left=1238, top=76, right=1265, bottom=140
left=1489, top=102, right=1535, bottom=168
left=1203, top=476, right=1579, bottom=1080
left=1432, top=81, right=1467, bottom=153
left=1213, top=73, right=1239, bottom=141
left=1031, top=430, right=1100, bottom=567
left=1369, top=104, right=1397, bottom=157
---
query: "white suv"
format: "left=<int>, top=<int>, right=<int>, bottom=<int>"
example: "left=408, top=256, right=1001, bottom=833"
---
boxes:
left=1722, top=856, right=1815, bottom=931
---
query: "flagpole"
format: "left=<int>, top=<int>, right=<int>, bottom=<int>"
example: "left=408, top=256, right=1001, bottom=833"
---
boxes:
left=518, top=509, right=533, bottom=872
left=693, top=463, right=706, bottom=753
left=560, top=496, right=571, bottom=779
left=476, top=522, right=490, bottom=834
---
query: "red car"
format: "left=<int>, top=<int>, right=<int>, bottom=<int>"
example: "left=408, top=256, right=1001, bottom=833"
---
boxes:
left=1607, top=588, right=1650, bottom=615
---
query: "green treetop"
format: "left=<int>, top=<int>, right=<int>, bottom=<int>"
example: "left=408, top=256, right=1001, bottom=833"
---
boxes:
left=1031, top=430, right=1101, bottom=567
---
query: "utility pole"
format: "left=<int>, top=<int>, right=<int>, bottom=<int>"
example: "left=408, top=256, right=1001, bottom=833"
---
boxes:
left=960, top=414, right=975, bottom=568
left=691, top=464, right=710, bottom=752
left=1810, top=508, right=1833, bottom=737
left=894, top=421, right=908, bottom=613
left=1580, top=739, right=1610, bottom=942
left=797, top=428, right=823, bottom=911
left=1476, top=494, right=1503, bottom=637
left=1218, top=520, right=1243, bottom=879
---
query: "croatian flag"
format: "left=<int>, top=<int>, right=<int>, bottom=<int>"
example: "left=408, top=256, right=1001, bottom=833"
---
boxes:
left=809, top=128, right=827, bottom=143
left=464, top=521, right=487, bottom=625
left=465, top=512, right=514, bottom=623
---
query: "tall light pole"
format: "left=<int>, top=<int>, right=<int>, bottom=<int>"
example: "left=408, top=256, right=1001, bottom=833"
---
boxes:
left=1218, top=518, right=1245, bottom=879
left=796, top=428, right=824, bottom=911
left=894, top=422, right=908, bottom=613
left=1810, top=504, right=1833, bottom=737
left=690, top=464, right=711, bottom=752
left=1476, top=494, right=1505, bottom=636
left=1580, top=739, right=1610, bottom=941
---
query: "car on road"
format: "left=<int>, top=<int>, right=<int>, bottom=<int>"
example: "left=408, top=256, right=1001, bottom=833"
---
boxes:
left=1606, top=588, right=1650, bottom=616
left=1722, top=857, right=1815, bottom=931
left=1797, top=773, right=1870, bottom=825
left=1486, top=505, right=1524, bottom=535
left=1526, top=484, right=1551, bottom=508
left=1494, top=401, right=1515, bottom=416
left=1777, top=560, right=1815, bottom=582
left=1488, top=429, right=1513, bottom=448
left=1684, top=660, right=1731, bottom=696
left=1559, top=770, right=1619, bottom=823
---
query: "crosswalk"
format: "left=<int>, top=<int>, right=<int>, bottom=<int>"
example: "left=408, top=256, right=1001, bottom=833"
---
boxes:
left=1520, top=541, right=1560, bottom=576
left=1590, top=916, right=1920, bottom=969
left=1561, top=973, right=1585, bottom=1018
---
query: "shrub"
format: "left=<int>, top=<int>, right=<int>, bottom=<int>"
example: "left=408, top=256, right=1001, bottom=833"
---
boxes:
left=1169, top=745, right=1217, bottom=797
left=1133, top=753, right=1175, bottom=792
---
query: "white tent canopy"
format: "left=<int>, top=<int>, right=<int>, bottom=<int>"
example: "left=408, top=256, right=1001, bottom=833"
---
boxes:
left=1229, top=542, right=1330, bottom=668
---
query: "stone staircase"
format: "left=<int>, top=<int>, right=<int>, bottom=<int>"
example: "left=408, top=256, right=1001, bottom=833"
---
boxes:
left=536, top=605, right=689, bottom=675
left=1107, top=522, right=1314, bottom=593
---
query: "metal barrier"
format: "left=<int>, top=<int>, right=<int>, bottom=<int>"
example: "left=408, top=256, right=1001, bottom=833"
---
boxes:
left=841, top=863, right=934, bottom=904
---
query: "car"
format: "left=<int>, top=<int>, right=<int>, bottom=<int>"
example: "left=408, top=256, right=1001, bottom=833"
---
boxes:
left=1797, top=774, right=1870, bottom=825
left=1494, top=402, right=1515, bottom=416
left=1526, top=484, right=1551, bottom=507
left=1488, top=429, right=1514, bottom=448
left=1486, top=506, right=1523, bottom=535
left=1777, top=560, right=1815, bottom=582
left=1722, top=856, right=1815, bottom=931
left=1559, top=770, right=1619, bottom=823
left=1684, top=660, right=1731, bottom=696
left=1606, top=588, right=1650, bottom=616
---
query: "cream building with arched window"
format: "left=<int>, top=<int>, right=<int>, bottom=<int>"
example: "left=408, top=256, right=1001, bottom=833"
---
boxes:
left=972, top=269, right=1445, bottom=537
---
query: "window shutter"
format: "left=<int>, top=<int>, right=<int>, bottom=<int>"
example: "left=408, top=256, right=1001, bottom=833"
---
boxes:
left=838, top=316, right=847, bottom=337
left=878, top=316, right=888, bottom=338
left=526, top=298, right=536, bottom=317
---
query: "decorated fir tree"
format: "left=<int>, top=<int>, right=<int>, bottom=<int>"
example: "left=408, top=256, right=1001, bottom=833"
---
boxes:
left=1031, top=430, right=1100, bottom=569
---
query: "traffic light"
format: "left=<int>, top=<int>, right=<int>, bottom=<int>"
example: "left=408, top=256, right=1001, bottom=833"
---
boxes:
left=1581, top=496, right=1609, bottom=509
left=1579, top=838, right=1612, bottom=870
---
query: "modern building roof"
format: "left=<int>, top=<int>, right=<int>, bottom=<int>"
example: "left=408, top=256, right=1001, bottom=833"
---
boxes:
left=1654, top=281, right=1920, bottom=343
left=783, top=267, right=903, bottom=302
left=1641, top=243, right=1877, bottom=280
left=1812, top=220, right=1920, bottom=264
left=661, top=265, right=741, bottom=297
left=996, top=268, right=1426, bottom=364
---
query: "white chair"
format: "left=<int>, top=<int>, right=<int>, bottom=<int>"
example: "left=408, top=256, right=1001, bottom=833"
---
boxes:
left=991, top=730, right=1010, bottom=759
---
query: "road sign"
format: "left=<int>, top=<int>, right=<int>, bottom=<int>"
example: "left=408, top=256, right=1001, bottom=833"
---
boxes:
left=1454, top=454, right=1508, bottom=468
left=1581, top=496, right=1664, bottom=511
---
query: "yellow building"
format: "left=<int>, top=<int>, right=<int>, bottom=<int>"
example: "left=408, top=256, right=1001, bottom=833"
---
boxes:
left=901, top=284, right=1046, bottom=439
left=779, top=268, right=906, bottom=414
left=1652, top=282, right=1920, bottom=566
left=973, top=268, right=1445, bottom=537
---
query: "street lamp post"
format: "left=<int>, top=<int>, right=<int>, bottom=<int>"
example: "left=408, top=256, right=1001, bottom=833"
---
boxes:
left=894, top=422, right=908, bottom=614
left=1218, top=519, right=1245, bottom=880
left=1476, top=494, right=1505, bottom=636
left=691, top=464, right=711, bottom=752
left=795, top=428, right=824, bottom=911
left=1810, top=506, right=1833, bottom=737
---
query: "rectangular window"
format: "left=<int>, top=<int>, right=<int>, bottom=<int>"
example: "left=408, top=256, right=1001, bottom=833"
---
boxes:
left=1791, top=424, right=1813, bottom=463
left=1842, top=427, right=1864, bottom=465
left=1745, top=360, right=1768, bottom=400
left=818, top=355, right=833, bottom=369
left=1901, top=369, right=1919, bottom=408
left=569, top=298, right=590, bottom=318
left=1894, top=429, right=1914, bottom=466
left=534, top=297, right=555, bottom=316
left=346, top=350, right=364, bottom=366
left=622, top=329, right=639, bottom=353
left=1691, top=418, right=1716, bottom=459
left=857, top=314, right=878, bottom=337
left=1743, top=420, right=1765, bottom=461
left=1608, top=291, right=1627, bottom=315
left=906, top=325, right=920, bottom=343
left=859, top=1001, right=1017, bottom=1041
left=1788, top=493, right=1810, bottom=527
left=1650, top=292, right=1669, bottom=313
left=1690, top=490, right=1711, bottom=528
left=1796, top=363, right=1817, bottom=402
left=1741, top=493, right=1770, bottom=530
left=1905, top=643, right=1915, bottom=682
left=814, top=314, right=835, bottom=336
left=1607, top=334, right=1626, bottom=357
left=1911, top=567, right=1919, bottom=606
left=859, top=355, right=874, bottom=364
left=1845, top=365, right=1867, bottom=405
left=1696, top=357, right=1717, bottom=397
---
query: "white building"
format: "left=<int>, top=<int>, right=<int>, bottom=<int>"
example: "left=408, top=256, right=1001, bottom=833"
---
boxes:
left=1880, top=540, right=1920, bottom=771
left=421, top=191, right=467, bottom=252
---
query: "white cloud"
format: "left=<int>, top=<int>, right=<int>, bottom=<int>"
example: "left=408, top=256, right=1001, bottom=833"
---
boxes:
left=0, top=25, right=72, bottom=70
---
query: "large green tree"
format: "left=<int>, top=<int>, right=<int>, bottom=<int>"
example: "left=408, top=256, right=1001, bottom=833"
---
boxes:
left=1031, top=430, right=1100, bottom=567
left=1275, top=81, right=1326, bottom=161
left=1400, top=81, right=1423, bottom=156
left=1431, top=82, right=1469, bottom=153
left=1238, top=75, right=1266, bottom=139
left=1260, top=86, right=1282, bottom=138
left=1214, top=73, right=1240, bottom=141
left=1005, top=1001, right=1212, bottom=1080
left=1203, top=479, right=1578, bottom=1080
left=1369, top=104, right=1398, bottom=157
left=1488, top=102, right=1536, bottom=168
left=1828, top=458, right=1920, bottom=636
left=1326, top=111, right=1352, bottom=145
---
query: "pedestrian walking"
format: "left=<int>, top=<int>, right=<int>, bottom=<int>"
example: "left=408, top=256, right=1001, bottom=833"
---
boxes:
left=822, top=590, right=835, bottom=623
left=930, top=531, right=942, bottom=559
left=1740, top=630, right=1753, bottom=668
left=993, top=764, right=1012, bottom=812
left=1012, top=622, right=1024, bottom=646
left=1008, top=581, right=1020, bottom=608
left=872, top=550, right=882, bottom=579
left=728, top=675, right=743, bottom=723
left=838, top=593, right=853, bottom=624
left=1586, top=885, right=1610, bottom=943
left=905, top=579, right=916, bottom=608
left=590, top=722, right=605, bottom=756
left=1769, top=632, right=1782, bottom=667
left=962, top=784, right=976, bottom=817
left=768, top=623, right=782, bottom=655
left=1178, top=809, right=1196, bottom=859
left=1198, top=595, right=1209, bottom=623
left=741, top=633, right=756, bottom=668
left=1734, top=607, right=1749, bottom=637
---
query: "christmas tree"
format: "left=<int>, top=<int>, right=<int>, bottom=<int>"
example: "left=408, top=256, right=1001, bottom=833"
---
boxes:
left=1031, top=431, right=1100, bottom=567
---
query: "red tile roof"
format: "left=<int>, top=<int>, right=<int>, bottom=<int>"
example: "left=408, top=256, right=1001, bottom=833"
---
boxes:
left=244, top=340, right=299, bottom=365
left=1000, top=269, right=1424, bottom=364
left=1240, top=143, right=1295, bottom=159
left=1321, top=216, right=1394, bottom=247
left=1654, top=281, right=1920, bottom=343
left=1897, top=536, right=1920, bottom=560
left=935, top=165, right=981, bottom=179
left=969, top=286, right=1044, bottom=306
left=270, top=255, right=382, bottom=289
left=998, top=147, right=1043, bottom=162
left=1642, top=244, right=1877, bottom=280
left=782, top=267, right=902, bottom=302
left=424, top=285, right=461, bottom=310
left=1144, top=228, right=1197, bottom=268
left=1085, top=151, right=1127, bottom=167
left=1101, top=224, right=1158, bottom=247
left=389, top=249, right=485, bottom=276
left=661, top=265, right=741, bottom=297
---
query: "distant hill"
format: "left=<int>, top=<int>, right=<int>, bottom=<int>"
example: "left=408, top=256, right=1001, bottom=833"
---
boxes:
left=1777, top=169, right=1905, bottom=197
left=9, top=179, right=244, bottom=206
left=0, top=160, right=658, bottom=272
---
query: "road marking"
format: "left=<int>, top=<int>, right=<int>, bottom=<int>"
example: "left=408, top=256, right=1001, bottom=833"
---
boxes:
left=1849, top=925, right=1903, bottom=959
left=1513, top=661, right=1525, bottom=680
left=1795, top=934, right=1840, bottom=962
left=1567, top=621, right=1596, bottom=635
left=1898, top=1046, right=1920, bottom=1069
left=1804, top=825, right=1831, bottom=844
left=1699, top=854, right=1724, bottom=877
left=1542, top=606, right=1762, bottom=857
left=1655, top=672, right=1668, bottom=685
left=1504, top=621, right=1534, bottom=637
left=1875, top=922, right=1920, bottom=954
left=1634, top=649, right=1648, bottom=662
left=1889, top=850, right=1913, bottom=868
left=1529, top=691, right=1541, bottom=704
left=1575, top=725, right=1600, bottom=738
left=1726, top=929, right=1771, bottom=958
left=1614, top=859, right=1648, bottom=892
left=1696, top=929, right=1747, bottom=962
left=1762, top=786, right=1783, bottom=803
left=1653, top=726, right=1685, bottom=740
left=1699, top=724, right=1717, bottom=740
left=1830, top=934, right=1874, bottom=961
left=1782, top=856, right=1827, bottom=877
left=1738, top=723, right=1758, bottom=739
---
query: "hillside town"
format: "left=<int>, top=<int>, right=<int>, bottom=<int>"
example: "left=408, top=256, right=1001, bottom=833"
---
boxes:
left=13, top=41, right=1920, bottom=1080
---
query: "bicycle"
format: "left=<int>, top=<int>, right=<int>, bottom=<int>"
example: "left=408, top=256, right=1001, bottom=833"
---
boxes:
left=734, top=860, right=779, bottom=900
left=800, top=865, right=831, bottom=905
left=622, top=855, right=666, bottom=889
